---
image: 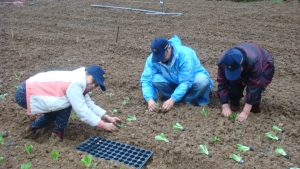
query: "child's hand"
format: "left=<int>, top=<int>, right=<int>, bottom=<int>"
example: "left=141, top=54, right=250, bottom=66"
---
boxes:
left=106, top=116, right=121, bottom=125
left=101, top=122, right=118, bottom=132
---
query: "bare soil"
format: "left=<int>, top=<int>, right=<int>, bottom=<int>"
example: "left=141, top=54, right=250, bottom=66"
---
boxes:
left=0, top=0, right=299, bottom=168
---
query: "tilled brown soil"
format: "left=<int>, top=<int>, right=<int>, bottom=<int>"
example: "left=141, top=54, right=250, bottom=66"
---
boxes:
left=0, top=0, right=299, bottom=168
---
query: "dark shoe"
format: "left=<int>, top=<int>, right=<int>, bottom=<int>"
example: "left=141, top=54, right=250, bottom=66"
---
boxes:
left=50, top=130, right=63, bottom=142
left=251, top=102, right=261, bottom=114
left=230, top=101, right=240, bottom=112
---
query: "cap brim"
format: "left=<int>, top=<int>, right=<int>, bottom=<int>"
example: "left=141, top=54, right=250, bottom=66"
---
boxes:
left=93, top=77, right=106, bottom=91
left=225, top=66, right=241, bottom=81
left=152, top=52, right=165, bottom=63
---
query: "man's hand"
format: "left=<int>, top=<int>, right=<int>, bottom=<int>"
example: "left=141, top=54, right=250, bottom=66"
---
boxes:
left=221, top=104, right=232, bottom=117
left=101, top=122, right=118, bottom=132
left=161, top=98, right=175, bottom=113
left=147, top=99, right=158, bottom=112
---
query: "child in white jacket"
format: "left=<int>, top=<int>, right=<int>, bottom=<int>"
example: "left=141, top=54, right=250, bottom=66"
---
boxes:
left=15, top=65, right=121, bottom=141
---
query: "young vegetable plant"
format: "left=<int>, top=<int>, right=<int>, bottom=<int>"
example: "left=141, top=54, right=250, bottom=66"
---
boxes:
left=0, top=93, right=8, bottom=100
left=81, top=154, right=97, bottom=167
left=155, top=133, right=169, bottom=142
left=21, top=162, right=32, bottom=169
left=229, top=113, right=239, bottom=123
left=0, top=157, right=3, bottom=164
left=88, top=91, right=93, bottom=96
left=109, top=109, right=118, bottom=115
left=0, top=134, right=3, bottom=144
left=51, top=150, right=59, bottom=162
left=212, top=136, right=220, bottom=143
left=199, top=144, right=212, bottom=157
left=230, top=154, right=244, bottom=164
left=70, top=112, right=78, bottom=120
left=14, top=73, right=21, bottom=80
left=117, top=123, right=126, bottom=129
left=24, top=144, right=33, bottom=154
left=122, top=97, right=130, bottom=106
left=106, top=92, right=115, bottom=98
left=14, top=84, right=18, bottom=89
left=172, top=122, right=185, bottom=131
left=275, top=146, right=290, bottom=159
left=155, top=102, right=162, bottom=112
left=127, top=115, right=137, bottom=121
left=264, top=132, right=282, bottom=141
left=236, top=144, right=254, bottom=152
left=200, top=108, right=209, bottom=117
left=273, top=125, right=285, bottom=133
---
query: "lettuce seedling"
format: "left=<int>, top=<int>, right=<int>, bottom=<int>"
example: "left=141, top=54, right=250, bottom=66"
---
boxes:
left=0, top=93, right=7, bottom=100
left=273, top=125, right=285, bottom=133
left=0, top=157, right=3, bottom=164
left=199, top=144, right=212, bottom=157
left=81, top=154, right=97, bottom=167
left=236, top=144, right=254, bottom=152
left=275, top=146, right=290, bottom=159
left=109, top=109, right=118, bottom=115
left=117, top=123, right=126, bottom=129
left=155, top=102, right=162, bottom=112
left=229, top=113, right=238, bottom=123
left=155, top=133, right=169, bottom=142
left=21, top=162, right=32, bottom=169
left=122, top=97, right=130, bottom=106
left=212, top=136, right=220, bottom=142
left=264, top=132, right=282, bottom=141
left=88, top=91, right=92, bottom=96
left=200, top=108, right=210, bottom=117
left=0, top=134, right=3, bottom=144
left=106, top=92, right=115, bottom=98
left=51, top=150, right=59, bottom=162
left=230, top=154, right=244, bottom=164
left=70, top=112, right=78, bottom=120
left=172, top=122, right=185, bottom=131
left=14, top=84, right=18, bottom=89
left=127, top=115, right=137, bottom=121
left=24, top=144, right=33, bottom=154
left=14, top=73, right=21, bottom=80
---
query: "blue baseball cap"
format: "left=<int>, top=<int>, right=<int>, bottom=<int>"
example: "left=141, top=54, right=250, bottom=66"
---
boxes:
left=87, top=65, right=106, bottom=91
left=150, top=37, right=169, bottom=63
left=223, top=49, right=244, bottom=81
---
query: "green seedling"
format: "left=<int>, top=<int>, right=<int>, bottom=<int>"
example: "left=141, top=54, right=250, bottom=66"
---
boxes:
left=70, top=112, right=78, bottom=120
left=273, top=125, right=285, bottom=133
left=229, top=113, right=239, bottom=123
left=109, top=109, right=118, bottom=115
left=119, top=167, right=124, bottom=169
left=212, top=136, right=220, bottom=142
left=172, top=122, right=185, bottom=131
left=106, top=92, right=115, bottom=98
left=81, top=154, right=97, bottom=167
left=24, top=144, right=33, bottom=154
left=88, top=91, right=92, bottom=96
left=265, top=132, right=282, bottom=141
left=21, top=162, right=32, bottom=169
left=155, top=133, right=169, bottom=142
left=199, top=144, right=212, bottom=157
left=0, top=93, right=8, bottom=100
left=127, top=115, right=137, bottom=121
left=275, top=146, right=290, bottom=159
left=200, top=108, right=210, bottom=117
left=14, top=84, right=18, bottom=89
left=286, top=168, right=300, bottom=169
left=122, top=97, right=130, bottom=106
left=0, top=134, right=3, bottom=144
left=236, top=144, right=254, bottom=152
left=230, top=154, right=244, bottom=164
left=14, top=73, right=21, bottom=80
left=155, top=102, right=162, bottom=112
left=117, top=123, right=126, bottom=129
left=0, top=157, right=3, bottom=164
left=51, top=150, right=59, bottom=162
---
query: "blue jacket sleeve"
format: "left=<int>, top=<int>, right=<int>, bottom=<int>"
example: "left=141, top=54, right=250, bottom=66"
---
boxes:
left=140, top=56, right=158, bottom=101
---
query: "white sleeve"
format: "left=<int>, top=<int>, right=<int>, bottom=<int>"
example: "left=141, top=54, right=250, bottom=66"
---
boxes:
left=66, top=83, right=101, bottom=127
left=84, top=94, right=106, bottom=117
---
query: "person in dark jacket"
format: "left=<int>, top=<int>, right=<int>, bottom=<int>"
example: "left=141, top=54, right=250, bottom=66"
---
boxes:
left=217, top=43, right=274, bottom=122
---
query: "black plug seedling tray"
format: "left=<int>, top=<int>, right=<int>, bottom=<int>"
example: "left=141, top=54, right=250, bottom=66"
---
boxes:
left=75, top=136, right=153, bottom=169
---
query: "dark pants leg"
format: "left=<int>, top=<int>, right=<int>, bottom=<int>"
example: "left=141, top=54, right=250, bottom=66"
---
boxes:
left=229, top=83, right=245, bottom=106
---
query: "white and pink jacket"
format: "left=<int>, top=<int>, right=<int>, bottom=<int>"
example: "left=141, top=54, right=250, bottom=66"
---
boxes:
left=25, top=67, right=106, bottom=127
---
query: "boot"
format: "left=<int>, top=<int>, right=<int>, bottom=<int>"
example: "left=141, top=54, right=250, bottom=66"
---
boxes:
left=251, top=102, right=261, bottom=114
left=50, top=130, right=63, bottom=142
left=230, top=101, right=240, bottom=112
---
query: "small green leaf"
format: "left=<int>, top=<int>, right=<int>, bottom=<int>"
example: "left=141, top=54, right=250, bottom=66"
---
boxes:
left=0, top=157, right=3, bottom=164
left=51, top=150, right=59, bottom=161
left=109, top=109, right=118, bottom=115
left=272, top=125, right=285, bottom=133
left=14, top=84, right=18, bottom=89
left=199, top=144, right=212, bottom=157
left=230, top=154, right=244, bottom=164
left=200, top=108, right=209, bottom=117
left=212, top=136, right=220, bottom=142
left=117, top=123, right=126, bottom=129
left=0, top=134, right=3, bottom=144
left=70, top=112, right=78, bottom=120
left=127, top=115, right=137, bottom=121
left=172, top=122, right=185, bottom=131
left=236, top=144, right=253, bottom=152
left=155, top=133, right=169, bottom=142
left=81, top=154, right=93, bottom=167
left=229, top=113, right=239, bottom=123
left=24, top=144, right=33, bottom=154
left=21, top=162, right=32, bottom=169
left=265, top=132, right=281, bottom=141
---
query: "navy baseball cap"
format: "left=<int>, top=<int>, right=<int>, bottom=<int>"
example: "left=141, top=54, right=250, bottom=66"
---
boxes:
left=86, top=65, right=106, bottom=91
left=223, top=49, right=244, bottom=81
left=150, top=37, right=169, bottom=63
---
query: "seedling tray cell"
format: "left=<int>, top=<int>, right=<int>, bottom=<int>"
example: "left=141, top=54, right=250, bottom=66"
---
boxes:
left=75, top=136, right=153, bottom=169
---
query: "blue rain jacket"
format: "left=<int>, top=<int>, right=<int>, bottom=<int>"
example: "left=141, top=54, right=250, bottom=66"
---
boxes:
left=140, top=35, right=214, bottom=105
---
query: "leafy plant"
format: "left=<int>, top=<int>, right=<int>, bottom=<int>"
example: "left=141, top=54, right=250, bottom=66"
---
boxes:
left=236, top=144, right=254, bottom=152
left=119, top=167, right=124, bottom=169
left=264, top=132, right=282, bottom=141
left=109, top=109, right=118, bottom=115
left=273, top=125, right=285, bottom=133
left=70, top=112, right=78, bottom=120
left=117, top=123, right=126, bottom=129
left=275, top=146, right=289, bottom=159
left=155, top=102, right=162, bottom=112
left=155, top=133, right=169, bottom=142
left=14, top=73, right=21, bottom=80
left=0, top=134, right=3, bottom=144
left=81, top=154, right=97, bottom=167
left=122, top=97, right=130, bottom=106
left=200, top=108, right=209, bottom=117
left=212, top=136, right=220, bottom=142
left=229, top=113, right=239, bottom=123
left=0, top=93, right=8, bottom=100
left=14, top=84, right=18, bottom=89
left=24, top=144, right=33, bottom=154
left=51, top=150, right=59, bottom=162
left=0, top=157, right=3, bottom=164
left=106, top=92, right=115, bottom=98
left=88, top=91, right=92, bottom=96
left=230, top=154, right=244, bottom=164
left=127, top=115, right=137, bottom=121
left=21, top=162, right=32, bottom=169
left=199, top=144, right=212, bottom=157
left=172, top=122, right=185, bottom=131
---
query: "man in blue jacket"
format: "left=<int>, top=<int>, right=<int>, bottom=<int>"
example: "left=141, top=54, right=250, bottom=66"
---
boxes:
left=140, top=35, right=214, bottom=112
